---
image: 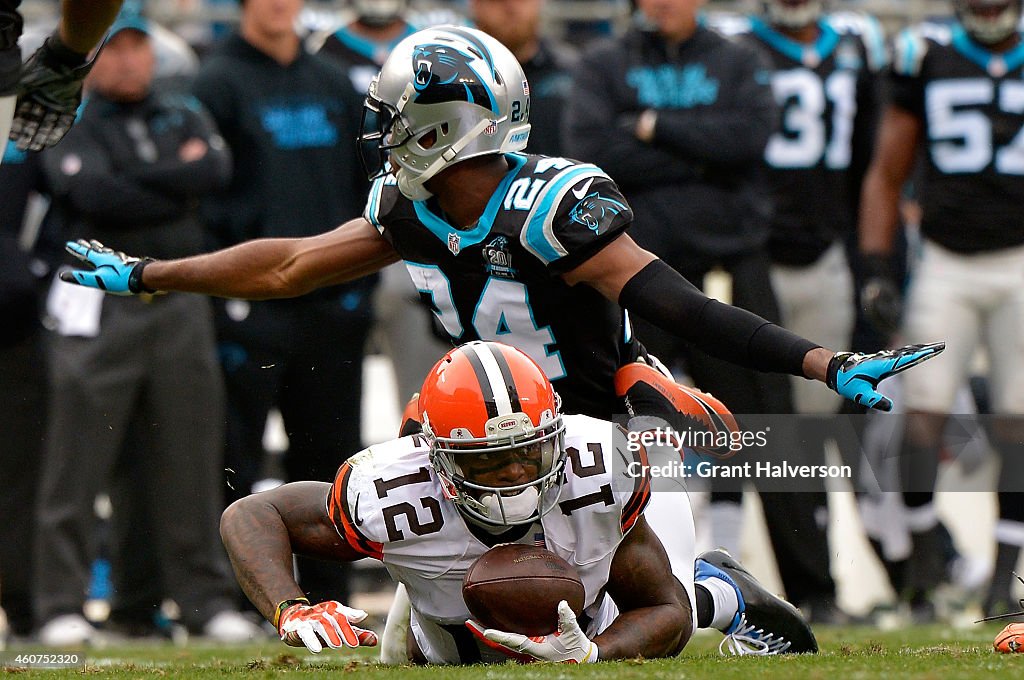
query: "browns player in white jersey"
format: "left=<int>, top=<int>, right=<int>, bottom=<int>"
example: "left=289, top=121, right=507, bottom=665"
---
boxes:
left=220, top=342, right=818, bottom=663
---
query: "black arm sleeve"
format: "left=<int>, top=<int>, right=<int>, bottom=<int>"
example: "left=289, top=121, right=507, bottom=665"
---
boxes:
left=619, top=259, right=819, bottom=377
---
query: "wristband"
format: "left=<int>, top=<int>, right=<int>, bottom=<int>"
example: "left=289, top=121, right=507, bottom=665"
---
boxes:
left=273, top=597, right=310, bottom=630
left=825, top=352, right=853, bottom=391
left=42, top=31, right=89, bottom=67
left=128, top=258, right=157, bottom=294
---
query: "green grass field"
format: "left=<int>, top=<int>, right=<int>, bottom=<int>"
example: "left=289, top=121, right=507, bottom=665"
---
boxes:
left=3, top=624, right=1022, bottom=679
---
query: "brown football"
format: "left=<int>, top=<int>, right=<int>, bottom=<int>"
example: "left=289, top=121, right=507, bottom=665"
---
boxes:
left=462, top=543, right=586, bottom=636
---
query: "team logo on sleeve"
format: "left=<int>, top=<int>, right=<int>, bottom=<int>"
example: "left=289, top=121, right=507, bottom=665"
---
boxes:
left=482, top=236, right=516, bottom=278
left=569, top=192, right=628, bottom=234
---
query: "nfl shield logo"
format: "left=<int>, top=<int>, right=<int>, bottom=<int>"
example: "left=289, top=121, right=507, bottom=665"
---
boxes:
left=448, top=232, right=461, bottom=255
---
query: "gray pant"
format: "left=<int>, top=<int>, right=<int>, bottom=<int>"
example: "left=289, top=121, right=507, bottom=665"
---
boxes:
left=34, top=293, right=236, bottom=629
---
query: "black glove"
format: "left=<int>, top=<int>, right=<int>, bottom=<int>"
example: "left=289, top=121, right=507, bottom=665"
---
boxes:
left=859, top=254, right=903, bottom=337
left=9, top=33, right=94, bottom=151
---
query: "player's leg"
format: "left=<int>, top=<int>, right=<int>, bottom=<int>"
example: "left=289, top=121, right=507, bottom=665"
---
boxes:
left=980, top=244, right=1024, bottom=615
left=380, top=582, right=413, bottom=664
left=899, top=241, right=978, bottom=612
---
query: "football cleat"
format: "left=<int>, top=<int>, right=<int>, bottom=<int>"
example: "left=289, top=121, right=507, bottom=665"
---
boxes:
left=614, top=361, right=739, bottom=459
left=697, top=549, right=818, bottom=655
left=994, top=622, right=1024, bottom=653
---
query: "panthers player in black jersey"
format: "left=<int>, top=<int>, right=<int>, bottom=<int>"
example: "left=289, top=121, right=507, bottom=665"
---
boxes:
left=59, top=24, right=940, bottom=423
left=1, top=0, right=124, bottom=156
left=859, top=0, right=1024, bottom=617
left=713, top=0, right=886, bottom=624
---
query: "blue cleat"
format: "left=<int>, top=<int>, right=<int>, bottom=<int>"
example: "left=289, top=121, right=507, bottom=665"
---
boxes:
left=696, top=549, right=818, bottom=655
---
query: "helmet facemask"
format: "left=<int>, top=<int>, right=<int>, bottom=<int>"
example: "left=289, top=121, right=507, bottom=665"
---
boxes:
left=357, top=26, right=532, bottom=201
left=426, top=410, right=567, bottom=530
left=762, top=0, right=824, bottom=29
left=955, top=0, right=1022, bottom=46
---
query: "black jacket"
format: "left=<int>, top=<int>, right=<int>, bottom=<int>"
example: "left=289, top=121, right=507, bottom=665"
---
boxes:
left=41, top=89, right=231, bottom=260
left=564, top=25, right=778, bottom=261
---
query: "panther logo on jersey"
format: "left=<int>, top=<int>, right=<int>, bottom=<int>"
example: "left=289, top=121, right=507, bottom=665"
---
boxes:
left=482, top=236, right=516, bottom=278
left=411, top=43, right=499, bottom=113
left=569, top=192, right=628, bottom=234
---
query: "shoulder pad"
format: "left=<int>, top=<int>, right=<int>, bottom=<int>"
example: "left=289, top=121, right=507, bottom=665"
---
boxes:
left=892, top=24, right=940, bottom=77
left=826, top=11, right=889, bottom=72
left=363, top=173, right=400, bottom=234
left=518, top=160, right=629, bottom=266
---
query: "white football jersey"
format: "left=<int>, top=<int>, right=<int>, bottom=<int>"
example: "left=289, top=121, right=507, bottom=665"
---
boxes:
left=327, top=414, right=651, bottom=664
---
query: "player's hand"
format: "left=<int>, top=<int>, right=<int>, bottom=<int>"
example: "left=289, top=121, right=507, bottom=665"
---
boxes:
left=465, top=600, right=598, bottom=664
left=826, top=342, right=945, bottom=412
left=278, top=601, right=378, bottom=653
left=860, top=255, right=903, bottom=337
left=10, top=36, right=93, bottom=151
left=59, top=240, right=153, bottom=295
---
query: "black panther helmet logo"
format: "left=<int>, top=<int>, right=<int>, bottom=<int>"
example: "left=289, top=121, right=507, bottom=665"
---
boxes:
left=411, top=42, right=499, bottom=114
left=569, top=193, right=628, bottom=233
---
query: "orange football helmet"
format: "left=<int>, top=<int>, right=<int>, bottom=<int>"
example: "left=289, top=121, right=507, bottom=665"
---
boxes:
left=995, top=622, right=1024, bottom=653
left=419, top=341, right=566, bottom=528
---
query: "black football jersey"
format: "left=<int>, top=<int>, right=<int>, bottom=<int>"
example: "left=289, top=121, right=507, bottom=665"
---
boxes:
left=365, top=153, right=637, bottom=418
left=0, top=0, right=22, bottom=95
left=890, top=21, right=1024, bottom=252
left=718, top=12, right=886, bottom=265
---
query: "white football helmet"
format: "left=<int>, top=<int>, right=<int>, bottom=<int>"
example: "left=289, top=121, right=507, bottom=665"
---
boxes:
left=358, top=25, right=532, bottom=201
left=954, top=0, right=1022, bottom=45
left=762, top=0, right=824, bottom=29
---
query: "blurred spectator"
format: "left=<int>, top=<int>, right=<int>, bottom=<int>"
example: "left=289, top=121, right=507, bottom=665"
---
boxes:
left=33, top=9, right=259, bottom=645
left=714, top=1, right=887, bottom=622
left=312, top=0, right=450, bottom=407
left=191, top=0, right=376, bottom=603
left=859, top=0, right=1024, bottom=618
left=0, top=140, right=47, bottom=643
left=468, top=0, right=576, bottom=157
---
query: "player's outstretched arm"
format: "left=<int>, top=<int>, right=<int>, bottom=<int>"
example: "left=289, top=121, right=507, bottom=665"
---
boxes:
left=220, top=481, right=371, bottom=635
left=220, top=481, right=367, bottom=615
left=565, top=234, right=944, bottom=411
left=60, top=217, right=400, bottom=299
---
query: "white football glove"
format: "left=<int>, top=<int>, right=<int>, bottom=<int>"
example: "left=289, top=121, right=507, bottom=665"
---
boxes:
left=278, top=601, right=378, bottom=653
left=465, top=600, right=599, bottom=664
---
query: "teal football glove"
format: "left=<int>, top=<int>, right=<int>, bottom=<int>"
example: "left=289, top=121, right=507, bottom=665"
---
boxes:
left=826, top=343, right=945, bottom=412
left=59, top=239, right=154, bottom=295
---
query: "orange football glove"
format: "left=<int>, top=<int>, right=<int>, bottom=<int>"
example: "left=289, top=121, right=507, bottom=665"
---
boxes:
left=278, top=600, right=378, bottom=653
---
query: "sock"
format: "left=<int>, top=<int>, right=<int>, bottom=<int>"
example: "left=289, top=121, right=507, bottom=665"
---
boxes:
left=696, top=576, right=740, bottom=632
left=709, top=501, right=743, bottom=557
left=695, top=584, right=713, bottom=629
